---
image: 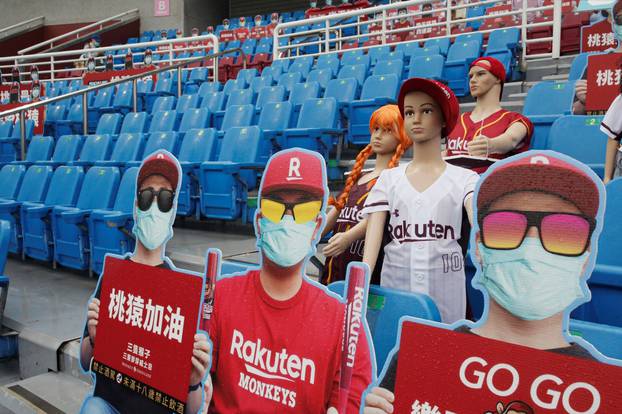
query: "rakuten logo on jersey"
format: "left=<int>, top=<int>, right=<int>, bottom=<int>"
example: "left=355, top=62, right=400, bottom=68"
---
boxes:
left=388, top=220, right=456, bottom=242
left=230, top=329, right=316, bottom=384
left=446, top=136, right=468, bottom=154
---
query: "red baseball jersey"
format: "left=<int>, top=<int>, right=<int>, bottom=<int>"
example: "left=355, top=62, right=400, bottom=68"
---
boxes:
left=208, top=270, right=372, bottom=414
left=446, top=109, right=533, bottom=173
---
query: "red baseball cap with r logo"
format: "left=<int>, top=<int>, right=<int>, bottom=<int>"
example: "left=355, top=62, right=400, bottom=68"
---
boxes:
left=259, top=149, right=327, bottom=199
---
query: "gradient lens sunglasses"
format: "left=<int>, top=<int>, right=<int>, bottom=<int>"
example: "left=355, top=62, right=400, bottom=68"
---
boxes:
left=137, top=187, right=175, bottom=213
left=260, top=198, right=322, bottom=224
left=478, top=210, right=596, bottom=257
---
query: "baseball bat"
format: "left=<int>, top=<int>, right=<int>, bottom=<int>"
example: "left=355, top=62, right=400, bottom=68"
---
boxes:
left=201, top=249, right=221, bottom=332
left=337, top=263, right=368, bottom=414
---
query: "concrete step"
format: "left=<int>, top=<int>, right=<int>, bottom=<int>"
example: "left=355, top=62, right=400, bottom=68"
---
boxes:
left=0, top=372, right=90, bottom=414
left=542, top=73, right=569, bottom=81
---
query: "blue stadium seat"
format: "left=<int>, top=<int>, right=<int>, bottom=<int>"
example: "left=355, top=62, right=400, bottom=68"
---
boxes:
left=200, top=91, right=226, bottom=114
left=546, top=116, right=607, bottom=177
left=324, top=78, right=359, bottom=105
left=99, top=83, right=133, bottom=115
left=250, top=76, right=274, bottom=95
left=37, top=135, right=83, bottom=168
left=342, top=48, right=365, bottom=62
left=348, top=74, right=400, bottom=145
left=271, top=59, right=291, bottom=75
left=130, top=132, right=178, bottom=167
left=218, top=104, right=255, bottom=140
left=395, top=41, right=421, bottom=62
left=13, top=136, right=54, bottom=166
left=306, top=68, right=333, bottom=92
left=284, top=98, right=340, bottom=159
left=184, top=67, right=209, bottom=93
left=408, top=55, right=445, bottom=81
left=51, top=166, right=120, bottom=270
left=258, top=101, right=293, bottom=153
left=424, top=37, right=451, bottom=56
left=148, top=110, right=177, bottom=133
left=443, top=41, right=480, bottom=96
left=21, top=166, right=84, bottom=262
left=373, top=59, right=404, bottom=80
left=338, top=64, right=368, bottom=90
left=569, top=319, right=622, bottom=360
left=327, top=281, right=441, bottom=368
left=95, top=133, right=145, bottom=168
left=237, top=68, right=259, bottom=85
left=54, top=103, right=84, bottom=137
left=412, top=45, right=441, bottom=58
left=259, top=66, right=279, bottom=84
left=119, top=112, right=148, bottom=134
left=571, top=179, right=622, bottom=327
left=70, top=135, right=112, bottom=168
left=0, top=220, right=10, bottom=277
left=175, top=94, right=200, bottom=116
left=255, top=86, right=286, bottom=111
left=176, top=129, right=218, bottom=218
left=214, top=89, right=254, bottom=129
left=87, top=87, right=114, bottom=134
left=0, top=165, right=25, bottom=201
left=223, top=78, right=247, bottom=96
left=288, top=58, right=314, bottom=80
left=95, top=113, right=122, bottom=136
left=150, top=96, right=176, bottom=114
left=145, top=77, right=175, bottom=112
left=0, top=165, right=53, bottom=254
left=1, top=120, right=35, bottom=162
left=315, top=53, right=340, bottom=76
left=178, top=108, right=210, bottom=138
left=485, top=28, right=520, bottom=73
left=523, top=81, right=576, bottom=149
left=568, top=53, right=594, bottom=81
left=289, top=81, right=321, bottom=123
left=199, top=126, right=265, bottom=220
left=136, top=78, right=154, bottom=111
left=277, top=72, right=303, bottom=96
left=44, top=105, right=67, bottom=139
left=368, top=45, right=392, bottom=66
left=456, top=32, right=483, bottom=50
left=197, top=82, right=222, bottom=99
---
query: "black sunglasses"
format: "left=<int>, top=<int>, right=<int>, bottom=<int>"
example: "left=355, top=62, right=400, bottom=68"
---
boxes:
left=137, top=187, right=175, bottom=213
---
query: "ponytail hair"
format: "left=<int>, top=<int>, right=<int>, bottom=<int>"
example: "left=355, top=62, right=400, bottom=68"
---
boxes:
left=329, top=104, right=412, bottom=211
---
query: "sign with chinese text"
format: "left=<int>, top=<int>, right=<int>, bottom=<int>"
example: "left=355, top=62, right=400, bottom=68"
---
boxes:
left=154, top=0, right=170, bottom=17
left=585, top=52, right=622, bottom=113
left=82, top=66, right=157, bottom=86
left=0, top=82, right=45, bottom=104
left=393, top=321, right=622, bottom=414
left=0, top=102, right=45, bottom=135
left=93, top=257, right=203, bottom=412
left=581, top=19, right=616, bottom=53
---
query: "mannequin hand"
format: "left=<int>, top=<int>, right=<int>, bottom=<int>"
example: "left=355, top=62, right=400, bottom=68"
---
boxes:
left=323, top=232, right=352, bottom=257
left=575, top=79, right=587, bottom=104
left=467, top=135, right=491, bottom=157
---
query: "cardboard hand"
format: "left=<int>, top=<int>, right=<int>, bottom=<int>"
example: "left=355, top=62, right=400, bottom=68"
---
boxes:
left=363, top=387, right=395, bottom=414
left=87, top=298, right=100, bottom=345
left=189, top=333, right=210, bottom=386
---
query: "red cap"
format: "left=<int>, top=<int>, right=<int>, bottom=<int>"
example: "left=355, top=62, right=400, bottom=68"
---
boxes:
left=260, top=149, right=327, bottom=198
left=477, top=152, right=601, bottom=218
left=398, top=77, right=459, bottom=137
left=470, top=56, right=506, bottom=98
left=138, top=151, right=180, bottom=191
left=271, top=12, right=279, bottom=19
left=255, top=15, right=262, bottom=21
left=207, top=26, right=214, bottom=33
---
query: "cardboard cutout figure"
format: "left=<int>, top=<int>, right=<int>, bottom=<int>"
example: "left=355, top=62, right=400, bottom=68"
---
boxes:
left=204, top=148, right=374, bottom=413
left=362, top=150, right=622, bottom=414
left=79, top=150, right=211, bottom=414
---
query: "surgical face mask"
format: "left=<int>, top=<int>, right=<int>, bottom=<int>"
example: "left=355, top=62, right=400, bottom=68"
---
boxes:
left=613, top=20, right=622, bottom=41
left=31, top=86, right=39, bottom=99
left=325, top=0, right=332, bottom=6
left=223, top=24, right=230, bottom=30
left=133, top=203, right=174, bottom=251
left=310, top=1, right=317, bottom=7
left=257, top=215, right=317, bottom=268
left=478, top=238, right=588, bottom=321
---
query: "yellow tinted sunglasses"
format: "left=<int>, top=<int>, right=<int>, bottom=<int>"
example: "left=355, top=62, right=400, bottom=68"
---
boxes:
left=260, top=198, right=322, bottom=224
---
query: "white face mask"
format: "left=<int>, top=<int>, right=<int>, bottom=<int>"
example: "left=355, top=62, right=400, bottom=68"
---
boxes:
left=133, top=203, right=174, bottom=251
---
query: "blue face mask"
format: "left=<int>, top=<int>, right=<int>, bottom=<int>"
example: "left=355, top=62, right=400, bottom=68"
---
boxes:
left=613, top=21, right=622, bottom=42
left=478, top=238, right=588, bottom=321
left=257, top=215, right=317, bottom=268
left=133, top=203, right=174, bottom=251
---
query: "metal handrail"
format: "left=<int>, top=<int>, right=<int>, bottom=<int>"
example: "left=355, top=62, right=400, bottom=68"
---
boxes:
left=0, top=16, right=45, bottom=42
left=18, top=9, right=139, bottom=55
left=0, top=47, right=245, bottom=160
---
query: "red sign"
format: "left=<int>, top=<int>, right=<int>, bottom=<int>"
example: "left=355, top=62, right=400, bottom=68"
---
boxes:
left=82, top=66, right=157, bottom=86
left=585, top=52, right=622, bottom=114
left=234, top=27, right=250, bottom=41
left=0, top=82, right=45, bottom=103
left=94, top=257, right=203, bottom=411
left=250, top=26, right=267, bottom=39
left=0, top=102, right=45, bottom=135
left=219, top=30, right=236, bottom=42
left=486, top=4, right=512, bottom=15
left=394, top=321, right=622, bottom=414
left=581, top=19, right=616, bottom=53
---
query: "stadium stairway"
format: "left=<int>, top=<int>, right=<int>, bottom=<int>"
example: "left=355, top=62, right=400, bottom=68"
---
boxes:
left=0, top=54, right=577, bottom=413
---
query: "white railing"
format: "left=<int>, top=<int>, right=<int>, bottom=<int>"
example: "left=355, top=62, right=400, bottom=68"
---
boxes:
left=0, top=16, right=45, bottom=42
left=273, top=0, right=564, bottom=61
left=0, top=34, right=220, bottom=83
left=18, top=9, right=140, bottom=55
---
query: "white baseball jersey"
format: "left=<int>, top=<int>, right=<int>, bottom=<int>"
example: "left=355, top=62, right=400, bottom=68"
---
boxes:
left=361, top=162, right=479, bottom=323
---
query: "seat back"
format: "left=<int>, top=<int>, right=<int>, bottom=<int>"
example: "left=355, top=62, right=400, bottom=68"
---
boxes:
left=342, top=53, right=370, bottom=70
left=523, top=81, right=576, bottom=116
left=154, top=77, right=173, bottom=94
left=360, top=74, right=399, bottom=100
left=178, top=128, right=218, bottom=163
left=316, top=54, right=340, bottom=75
left=456, top=32, right=483, bottom=49
left=598, top=178, right=622, bottom=267
left=52, top=135, right=83, bottom=163
left=369, top=45, right=392, bottom=65
left=11, top=120, right=34, bottom=140
left=372, top=59, right=403, bottom=78
left=447, top=40, right=480, bottom=62
left=142, top=132, right=177, bottom=157
left=258, top=101, right=292, bottom=131
left=288, top=59, right=313, bottom=79
left=223, top=78, right=245, bottom=96
left=289, top=81, right=321, bottom=107
left=0, top=121, right=12, bottom=138
left=79, top=134, right=112, bottom=163
left=324, top=78, right=358, bottom=103
left=277, top=72, right=303, bottom=94
left=176, top=94, right=200, bottom=114
left=395, top=41, right=421, bottom=58
left=113, top=167, right=139, bottom=213
left=112, top=83, right=133, bottom=107
left=189, top=67, right=208, bottom=83
left=200, top=91, right=225, bottom=113
left=306, top=68, right=333, bottom=91
left=0, top=165, right=25, bottom=199
left=256, top=86, right=286, bottom=110
left=297, top=98, right=338, bottom=129
left=338, top=64, right=367, bottom=86
left=137, top=78, right=153, bottom=94
left=17, top=165, right=53, bottom=203
left=44, top=166, right=84, bottom=206
left=218, top=126, right=261, bottom=163
left=148, top=110, right=177, bottom=133
left=0, top=220, right=9, bottom=274
left=237, top=68, right=259, bottom=84
left=198, top=82, right=221, bottom=98
left=67, top=103, right=84, bottom=123
left=46, top=105, right=67, bottom=122
left=75, top=166, right=120, bottom=210
left=179, top=108, right=210, bottom=132
left=327, top=281, right=441, bottom=368
left=413, top=45, right=441, bottom=57
left=227, top=88, right=254, bottom=108
left=424, top=37, right=451, bottom=55
left=92, top=87, right=114, bottom=108
left=486, top=28, right=520, bottom=51
left=120, top=112, right=148, bottom=134
left=221, top=104, right=255, bottom=130
left=569, top=319, right=622, bottom=360
left=151, top=96, right=176, bottom=113
left=95, top=113, right=122, bottom=135
left=569, top=52, right=592, bottom=81
left=25, top=136, right=54, bottom=163
left=110, top=133, right=144, bottom=162
left=250, top=76, right=273, bottom=94
left=408, top=55, right=445, bottom=80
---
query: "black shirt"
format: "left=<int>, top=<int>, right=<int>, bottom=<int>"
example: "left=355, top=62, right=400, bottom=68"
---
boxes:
left=379, top=325, right=598, bottom=392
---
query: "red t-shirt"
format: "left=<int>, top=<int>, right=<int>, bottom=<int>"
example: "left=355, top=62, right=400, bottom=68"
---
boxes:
left=208, top=270, right=372, bottom=414
left=446, top=109, right=533, bottom=173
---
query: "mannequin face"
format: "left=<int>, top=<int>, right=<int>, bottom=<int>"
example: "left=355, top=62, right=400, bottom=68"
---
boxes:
left=469, top=65, right=501, bottom=99
left=402, top=91, right=444, bottom=143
